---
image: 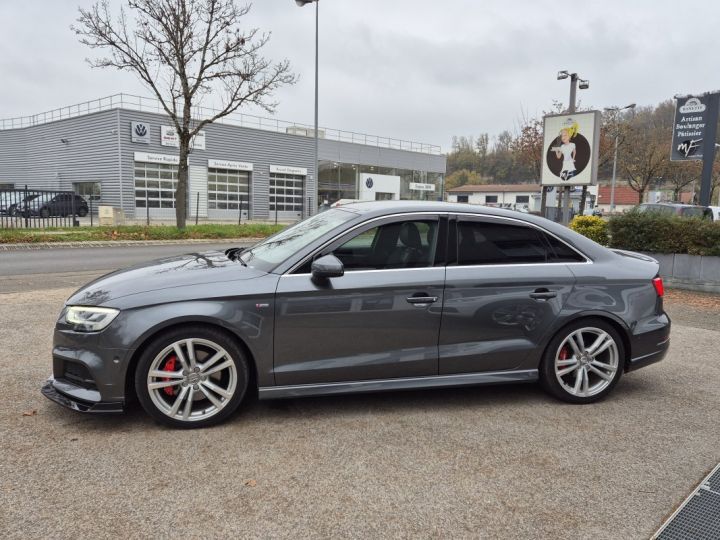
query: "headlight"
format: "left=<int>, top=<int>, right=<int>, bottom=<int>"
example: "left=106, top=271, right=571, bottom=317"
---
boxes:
left=65, top=306, right=120, bottom=332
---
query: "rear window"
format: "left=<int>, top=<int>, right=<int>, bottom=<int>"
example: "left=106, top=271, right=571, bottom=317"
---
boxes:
left=680, top=207, right=712, bottom=219
left=456, top=220, right=586, bottom=265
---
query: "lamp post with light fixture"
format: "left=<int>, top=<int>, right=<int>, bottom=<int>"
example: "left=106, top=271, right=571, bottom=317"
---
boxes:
left=556, top=70, right=589, bottom=224
left=295, top=0, right=319, bottom=218
left=604, top=103, right=636, bottom=214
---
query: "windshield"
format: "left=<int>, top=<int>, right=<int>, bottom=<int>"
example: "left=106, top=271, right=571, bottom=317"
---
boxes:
left=239, top=208, right=356, bottom=272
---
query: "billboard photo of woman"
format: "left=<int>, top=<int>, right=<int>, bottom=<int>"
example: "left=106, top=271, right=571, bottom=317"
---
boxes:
left=542, top=112, right=599, bottom=186
left=550, top=121, right=579, bottom=181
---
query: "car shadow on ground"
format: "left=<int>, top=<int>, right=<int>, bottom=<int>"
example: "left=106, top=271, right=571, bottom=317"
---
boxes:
left=39, top=375, right=658, bottom=431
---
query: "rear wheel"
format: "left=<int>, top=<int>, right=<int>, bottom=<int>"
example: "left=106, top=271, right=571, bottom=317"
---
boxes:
left=135, top=326, right=248, bottom=428
left=540, top=319, right=624, bottom=404
left=77, top=206, right=88, bottom=217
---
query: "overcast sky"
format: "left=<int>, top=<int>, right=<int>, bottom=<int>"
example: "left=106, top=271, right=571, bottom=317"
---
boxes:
left=1, top=0, right=718, bottom=151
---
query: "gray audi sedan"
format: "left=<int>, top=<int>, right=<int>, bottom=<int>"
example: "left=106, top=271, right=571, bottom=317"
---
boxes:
left=43, top=202, right=670, bottom=428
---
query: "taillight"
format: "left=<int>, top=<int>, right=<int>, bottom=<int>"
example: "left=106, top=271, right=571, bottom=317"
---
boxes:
left=652, top=276, right=664, bottom=297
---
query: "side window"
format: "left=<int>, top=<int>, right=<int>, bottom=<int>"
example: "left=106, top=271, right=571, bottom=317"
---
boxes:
left=457, top=220, right=548, bottom=265
left=332, top=219, right=439, bottom=271
left=543, top=233, right=586, bottom=262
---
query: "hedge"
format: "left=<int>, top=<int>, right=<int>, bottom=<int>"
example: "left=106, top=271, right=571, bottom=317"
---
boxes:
left=569, top=216, right=609, bottom=246
left=606, top=212, right=720, bottom=257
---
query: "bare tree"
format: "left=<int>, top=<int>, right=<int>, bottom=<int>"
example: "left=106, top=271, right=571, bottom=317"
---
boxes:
left=512, top=116, right=543, bottom=182
left=620, top=133, right=668, bottom=204
left=74, top=0, right=296, bottom=228
left=615, top=107, right=669, bottom=203
left=665, top=161, right=701, bottom=201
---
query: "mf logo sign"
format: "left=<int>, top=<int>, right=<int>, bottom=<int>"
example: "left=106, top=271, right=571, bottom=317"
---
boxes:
left=131, top=121, right=150, bottom=144
left=671, top=96, right=710, bottom=161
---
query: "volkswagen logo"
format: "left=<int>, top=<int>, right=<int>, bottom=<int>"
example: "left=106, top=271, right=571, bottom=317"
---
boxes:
left=365, top=177, right=374, bottom=189
left=134, top=124, right=147, bottom=137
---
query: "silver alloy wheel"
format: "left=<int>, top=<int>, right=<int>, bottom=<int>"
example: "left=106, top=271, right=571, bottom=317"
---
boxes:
left=554, top=327, right=619, bottom=398
left=147, top=338, right=237, bottom=422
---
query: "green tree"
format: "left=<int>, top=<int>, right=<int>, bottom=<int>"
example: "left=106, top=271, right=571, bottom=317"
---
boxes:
left=445, top=169, right=483, bottom=190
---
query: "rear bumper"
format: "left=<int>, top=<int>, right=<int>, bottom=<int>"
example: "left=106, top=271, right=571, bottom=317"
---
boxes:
left=41, top=377, right=124, bottom=414
left=626, top=316, right=671, bottom=372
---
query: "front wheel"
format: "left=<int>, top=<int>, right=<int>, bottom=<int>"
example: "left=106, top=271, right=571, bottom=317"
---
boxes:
left=540, top=319, right=625, bottom=404
left=135, top=326, right=249, bottom=428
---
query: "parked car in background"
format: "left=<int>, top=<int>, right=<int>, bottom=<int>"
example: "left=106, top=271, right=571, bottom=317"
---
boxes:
left=43, top=201, right=670, bottom=428
left=5, top=193, right=39, bottom=217
left=18, top=193, right=89, bottom=218
left=0, top=192, right=14, bottom=215
left=709, top=206, right=720, bottom=221
left=636, top=202, right=713, bottom=220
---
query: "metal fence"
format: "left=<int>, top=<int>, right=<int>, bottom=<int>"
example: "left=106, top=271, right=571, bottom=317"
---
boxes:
left=0, top=187, right=92, bottom=229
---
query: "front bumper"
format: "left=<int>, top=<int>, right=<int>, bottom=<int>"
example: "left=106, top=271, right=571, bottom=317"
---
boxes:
left=41, top=377, right=124, bottom=414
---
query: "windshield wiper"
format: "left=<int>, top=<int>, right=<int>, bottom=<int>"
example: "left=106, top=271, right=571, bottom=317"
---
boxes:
left=225, top=247, right=246, bottom=265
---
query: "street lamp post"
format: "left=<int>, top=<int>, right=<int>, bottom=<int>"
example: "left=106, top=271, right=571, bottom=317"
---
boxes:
left=604, top=104, right=636, bottom=214
left=556, top=71, right=590, bottom=225
left=295, top=0, right=319, bottom=218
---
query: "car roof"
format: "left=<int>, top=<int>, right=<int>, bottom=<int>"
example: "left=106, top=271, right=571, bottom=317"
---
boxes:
left=339, top=200, right=532, bottom=216
left=640, top=202, right=708, bottom=209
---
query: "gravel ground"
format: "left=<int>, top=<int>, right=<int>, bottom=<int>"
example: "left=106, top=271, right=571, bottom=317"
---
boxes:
left=1, top=285, right=719, bottom=539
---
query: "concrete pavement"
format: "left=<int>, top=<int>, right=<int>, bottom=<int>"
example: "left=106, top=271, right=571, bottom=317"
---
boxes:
left=1, top=276, right=719, bottom=538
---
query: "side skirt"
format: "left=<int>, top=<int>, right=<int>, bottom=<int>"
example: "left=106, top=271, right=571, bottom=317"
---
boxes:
left=258, top=369, right=539, bottom=400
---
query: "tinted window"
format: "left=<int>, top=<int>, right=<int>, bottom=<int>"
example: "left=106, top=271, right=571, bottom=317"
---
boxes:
left=543, top=233, right=586, bottom=262
left=680, top=207, right=709, bottom=219
left=332, top=219, right=438, bottom=270
left=457, top=220, right=548, bottom=265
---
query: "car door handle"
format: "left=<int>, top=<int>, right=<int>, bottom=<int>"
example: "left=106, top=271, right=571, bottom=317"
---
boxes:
left=529, top=288, right=557, bottom=300
left=406, top=296, right=438, bottom=305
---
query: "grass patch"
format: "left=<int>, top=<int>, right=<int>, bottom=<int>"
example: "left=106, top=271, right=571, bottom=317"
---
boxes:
left=0, top=223, right=285, bottom=244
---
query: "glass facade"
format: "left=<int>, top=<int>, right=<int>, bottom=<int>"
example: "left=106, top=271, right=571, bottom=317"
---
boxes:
left=318, top=161, right=444, bottom=205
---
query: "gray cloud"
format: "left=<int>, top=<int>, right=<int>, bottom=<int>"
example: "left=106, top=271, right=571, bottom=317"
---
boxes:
left=1, top=0, right=718, bottom=151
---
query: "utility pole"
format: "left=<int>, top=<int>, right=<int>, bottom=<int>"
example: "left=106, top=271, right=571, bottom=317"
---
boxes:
left=555, top=70, right=588, bottom=224
left=295, top=0, right=320, bottom=218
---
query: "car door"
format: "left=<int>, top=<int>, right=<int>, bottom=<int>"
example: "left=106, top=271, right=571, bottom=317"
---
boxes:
left=53, top=194, right=71, bottom=216
left=439, top=215, right=579, bottom=374
left=273, top=214, right=446, bottom=385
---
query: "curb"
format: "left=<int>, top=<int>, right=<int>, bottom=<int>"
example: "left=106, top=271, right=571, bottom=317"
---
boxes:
left=0, top=238, right=262, bottom=251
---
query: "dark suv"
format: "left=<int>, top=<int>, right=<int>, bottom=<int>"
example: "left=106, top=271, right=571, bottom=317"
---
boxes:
left=636, top=203, right=713, bottom=220
left=20, top=193, right=89, bottom=218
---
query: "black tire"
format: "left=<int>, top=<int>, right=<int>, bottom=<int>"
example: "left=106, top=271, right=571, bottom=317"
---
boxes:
left=40, top=207, right=50, bottom=218
left=134, top=325, right=249, bottom=428
left=540, top=318, right=625, bottom=404
left=77, top=206, right=88, bottom=217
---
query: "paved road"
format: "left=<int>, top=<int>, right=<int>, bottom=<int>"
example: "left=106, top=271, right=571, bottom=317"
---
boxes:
left=1, top=271, right=719, bottom=537
left=0, top=241, right=254, bottom=293
left=0, top=241, right=252, bottom=276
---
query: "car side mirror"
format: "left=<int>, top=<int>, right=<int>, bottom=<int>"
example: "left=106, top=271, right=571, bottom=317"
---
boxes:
left=311, top=254, right=344, bottom=280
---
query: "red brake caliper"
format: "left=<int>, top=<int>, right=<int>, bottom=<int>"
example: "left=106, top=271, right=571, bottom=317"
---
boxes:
left=559, top=346, right=570, bottom=362
left=162, top=356, right=178, bottom=396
